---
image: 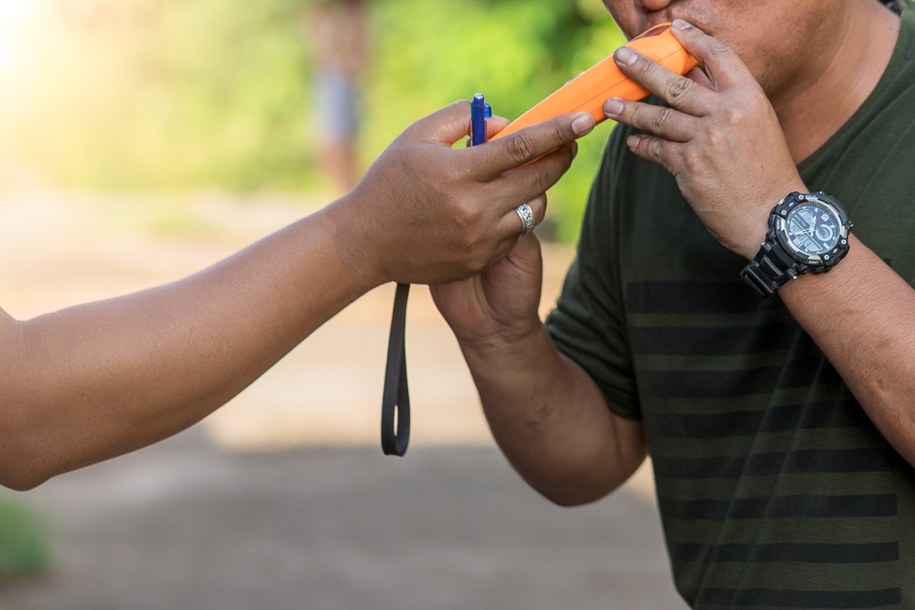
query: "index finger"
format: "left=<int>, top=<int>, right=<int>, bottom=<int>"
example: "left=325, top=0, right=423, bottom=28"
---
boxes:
left=612, top=40, right=705, bottom=114
left=473, top=112, right=595, bottom=177
left=668, top=19, right=752, bottom=92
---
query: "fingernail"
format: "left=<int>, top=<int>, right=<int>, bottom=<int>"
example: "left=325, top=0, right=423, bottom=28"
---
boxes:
left=571, top=112, right=595, bottom=136
left=615, top=46, right=638, bottom=66
left=673, top=19, right=693, bottom=31
left=604, top=99, right=624, bottom=118
left=627, top=135, right=640, bottom=149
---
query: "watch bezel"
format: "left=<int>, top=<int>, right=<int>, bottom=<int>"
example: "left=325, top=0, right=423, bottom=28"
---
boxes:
left=771, top=192, right=851, bottom=270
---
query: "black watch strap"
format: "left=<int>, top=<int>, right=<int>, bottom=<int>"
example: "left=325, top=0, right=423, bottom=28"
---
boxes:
left=740, top=234, right=805, bottom=298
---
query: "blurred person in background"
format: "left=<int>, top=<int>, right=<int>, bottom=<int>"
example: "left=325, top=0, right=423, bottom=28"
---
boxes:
left=305, top=0, right=370, bottom=193
left=0, top=103, right=597, bottom=491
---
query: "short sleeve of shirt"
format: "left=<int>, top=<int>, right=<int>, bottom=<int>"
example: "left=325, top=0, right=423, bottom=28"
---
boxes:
left=545, top=127, right=641, bottom=420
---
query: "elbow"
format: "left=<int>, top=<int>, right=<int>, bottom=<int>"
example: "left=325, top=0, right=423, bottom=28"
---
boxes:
left=527, top=470, right=622, bottom=507
left=1, top=477, right=43, bottom=493
left=538, top=485, right=614, bottom=508
left=526, top=453, right=645, bottom=508
left=0, top=467, right=48, bottom=492
left=549, top=493, right=603, bottom=508
left=0, top=443, right=54, bottom=491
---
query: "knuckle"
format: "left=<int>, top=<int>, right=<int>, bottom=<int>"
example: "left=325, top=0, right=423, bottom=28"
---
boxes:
left=709, top=40, right=734, bottom=58
left=724, top=107, right=747, bottom=128
left=706, top=125, right=726, bottom=147
left=469, top=251, right=492, bottom=274
left=532, top=164, right=555, bottom=195
left=749, top=90, right=774, bottom=115
left=635, top=54, right=658, bottom=79
left=506, top=133, right=536, bottom=164
left=654, top=107, right=674, bottom=132
left=454, top=197, right=485, bottom=229
left=545, top=119, right=570, bottom=143
left=629, top=103, right=646, bottom=128
left=682, top=147, right=702, bottom=173
left=666, top=76, right=693, bottom=105
left=533, top=196, right=548, bottom=224
left=456, top=232, right=492, bottom=272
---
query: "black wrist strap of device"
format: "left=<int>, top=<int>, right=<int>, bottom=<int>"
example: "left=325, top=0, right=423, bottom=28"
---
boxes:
left=381, top=282, right=411, bottom=456
left=740, top=233, right=804, bottom=298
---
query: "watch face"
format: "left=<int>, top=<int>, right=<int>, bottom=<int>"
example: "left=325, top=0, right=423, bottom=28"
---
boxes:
left=784, top=202, right=842, bottom=256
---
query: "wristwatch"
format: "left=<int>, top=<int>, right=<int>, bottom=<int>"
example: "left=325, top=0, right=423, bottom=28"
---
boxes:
left=740, top=191, right=852, bottom=298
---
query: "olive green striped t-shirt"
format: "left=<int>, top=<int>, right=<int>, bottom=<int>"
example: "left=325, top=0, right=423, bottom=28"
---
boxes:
left=545, top=3, right=915, bottom=608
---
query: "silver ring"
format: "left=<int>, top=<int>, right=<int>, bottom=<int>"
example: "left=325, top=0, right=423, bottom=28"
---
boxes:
left=515, top=203, right=536, bottom=235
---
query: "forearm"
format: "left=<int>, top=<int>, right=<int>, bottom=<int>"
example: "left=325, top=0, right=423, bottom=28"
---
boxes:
left=458, top=324, right=646, bottom=506
left=0, top=203, right=377, bottom=489
left=0, top=101, right=591, bottom=489
left=780, top=235, right=915, bottom=465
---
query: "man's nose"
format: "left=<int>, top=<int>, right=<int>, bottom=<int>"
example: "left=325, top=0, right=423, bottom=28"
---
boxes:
left=637, top=0, right=675, bottom=12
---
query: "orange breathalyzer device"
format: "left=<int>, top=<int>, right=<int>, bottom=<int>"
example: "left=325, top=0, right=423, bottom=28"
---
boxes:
left=491, top=22, right=698, bottom=141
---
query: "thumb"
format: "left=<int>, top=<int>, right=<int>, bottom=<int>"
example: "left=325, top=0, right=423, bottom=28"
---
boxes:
left=402, top=100, right=475, bottom=146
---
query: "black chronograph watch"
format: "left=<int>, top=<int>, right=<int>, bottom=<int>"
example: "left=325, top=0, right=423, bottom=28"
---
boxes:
left=740, top=191, right=852, bottom=298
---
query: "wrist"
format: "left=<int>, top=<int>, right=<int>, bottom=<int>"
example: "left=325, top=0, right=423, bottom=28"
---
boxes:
left=323, top=194, right=391, bottom=290
left=740, top=190, right=852, bottom=298
left=456, top=318, right=548, bottom=370
left=456, top=321, right=553, bottom=414
left=735, top=214, right=772, bottom=261
left=729, top=181, right=809, bottom=260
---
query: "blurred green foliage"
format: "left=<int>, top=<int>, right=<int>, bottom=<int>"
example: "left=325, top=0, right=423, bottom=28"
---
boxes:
left=0, top=0, right=624, bottom=241
left=0, top=498, right=51, bottom=579
left=367, top=0, right=624, bottom=241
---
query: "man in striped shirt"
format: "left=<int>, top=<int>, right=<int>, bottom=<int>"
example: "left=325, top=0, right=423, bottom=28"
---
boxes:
left=433, top=1, right=915, bottom=607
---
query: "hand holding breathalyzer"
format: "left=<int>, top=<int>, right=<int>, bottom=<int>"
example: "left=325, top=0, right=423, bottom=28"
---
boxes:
left=492, top=22, right=698, bottom=141
left=602, top=19, right=805, bottom=261
left=341, top=101, right=594, bottom=287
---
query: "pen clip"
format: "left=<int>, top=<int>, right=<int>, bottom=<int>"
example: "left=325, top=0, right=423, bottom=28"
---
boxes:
left=470, top=93, right=491, bottom=146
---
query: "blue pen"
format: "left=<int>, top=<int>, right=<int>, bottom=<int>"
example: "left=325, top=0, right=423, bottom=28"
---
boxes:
left=470, top=93, right=491, bottom=146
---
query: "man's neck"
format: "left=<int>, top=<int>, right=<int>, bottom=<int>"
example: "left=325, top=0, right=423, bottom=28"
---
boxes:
left=774, top=1, right=901, bottom=163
